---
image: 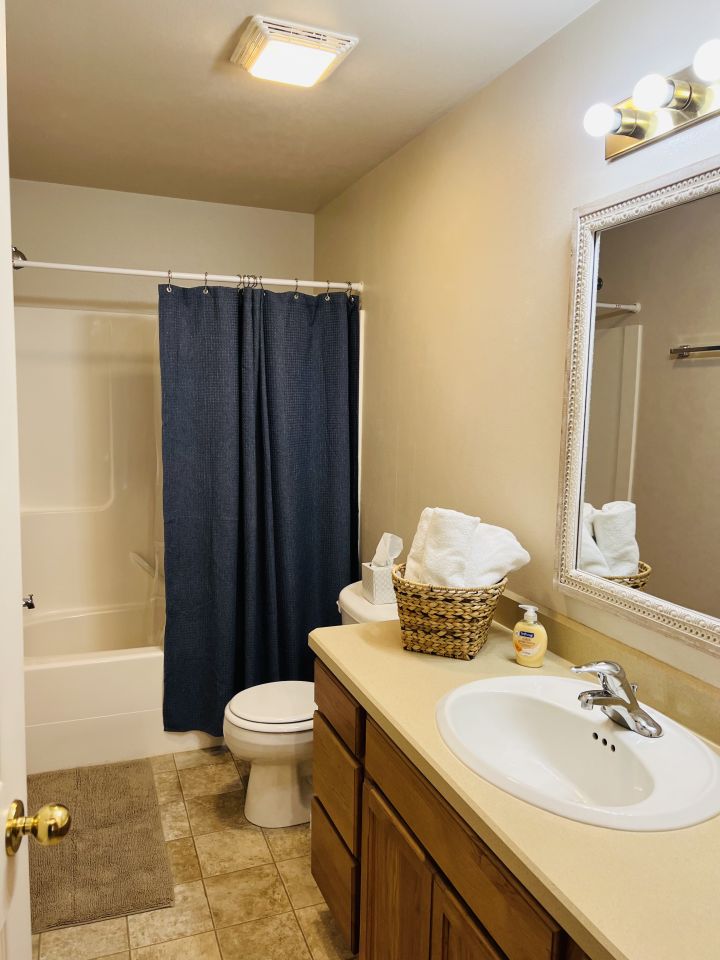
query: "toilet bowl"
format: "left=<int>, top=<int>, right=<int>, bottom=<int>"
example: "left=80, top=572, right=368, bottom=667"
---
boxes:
left=224, top=584, right=398, bottom=828
left=223, top=680, right=315, bottom=828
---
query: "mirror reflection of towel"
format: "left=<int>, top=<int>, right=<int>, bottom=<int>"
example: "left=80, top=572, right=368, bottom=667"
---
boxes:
left=593, top=501, right=640, bottom=577
left=580, top=503, right=611, bottom=577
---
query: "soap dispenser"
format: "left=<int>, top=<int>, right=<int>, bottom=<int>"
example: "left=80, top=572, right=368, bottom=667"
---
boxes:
left=512, top=604, right=547, bottom=668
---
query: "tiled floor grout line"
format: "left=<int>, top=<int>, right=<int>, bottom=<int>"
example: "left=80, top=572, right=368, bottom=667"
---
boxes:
left=212, top=925, right=223, bottom=959
left=291, top=903, right=314, bottom=959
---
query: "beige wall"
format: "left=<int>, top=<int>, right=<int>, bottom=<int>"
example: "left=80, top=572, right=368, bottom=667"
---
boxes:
left=590, top=195, right=720, bottom=618
left=11, top=179, right=314, bottom=312
left=12, top=180, right=315, bottom=649
left=315, top=0, right=720, bottom=685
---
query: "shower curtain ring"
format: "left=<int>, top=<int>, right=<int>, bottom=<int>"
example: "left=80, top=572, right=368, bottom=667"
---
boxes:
left=259, top=276, right=265, bottom=293
left=346, top=281, right=352, bottom=299
left=325, top=280, right=331, bottom=302
left=203, top=272, right=209, bottom=294
left=293, top=278, right=299, bottom=300
left=251, top=275, right=258, bottom=289
left=166, top=269, right=173, bottom=293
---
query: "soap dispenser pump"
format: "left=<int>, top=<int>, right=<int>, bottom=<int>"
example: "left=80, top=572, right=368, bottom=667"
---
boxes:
left=512, top=604, right=547, bottom=668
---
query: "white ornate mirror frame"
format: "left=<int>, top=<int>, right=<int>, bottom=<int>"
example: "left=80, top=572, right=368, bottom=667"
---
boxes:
left=557, top=155, right=720, bottom=656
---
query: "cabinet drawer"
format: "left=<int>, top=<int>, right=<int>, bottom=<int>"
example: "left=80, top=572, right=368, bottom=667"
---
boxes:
left=311, top=797, right=359, bottom=954
left=365, top=720, right=564, bottom=960
left=314, top=710, right=363, bottom=854
left=432, top=876, right=505, bottom=960
left=315, top=658, right=364, bottom=756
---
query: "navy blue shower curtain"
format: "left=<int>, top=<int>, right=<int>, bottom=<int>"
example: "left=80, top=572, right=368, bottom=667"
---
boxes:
left=158, top=286, right=359, bottom=735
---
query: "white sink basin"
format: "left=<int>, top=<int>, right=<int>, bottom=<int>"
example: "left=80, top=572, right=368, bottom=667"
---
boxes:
left=436, top=675, right=720, bottom=831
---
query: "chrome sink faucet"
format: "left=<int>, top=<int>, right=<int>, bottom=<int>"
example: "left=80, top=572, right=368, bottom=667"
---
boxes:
left=571, top=660, right=663, bottom=738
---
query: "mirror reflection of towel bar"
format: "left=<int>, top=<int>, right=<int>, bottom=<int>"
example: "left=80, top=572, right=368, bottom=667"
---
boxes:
left=669, top=343, right=720, bottom=359
left=596, top=301, right=641, bottom=313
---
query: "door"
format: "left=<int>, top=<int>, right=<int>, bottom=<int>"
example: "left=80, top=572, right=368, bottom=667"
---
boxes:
left=360, top=783, right=433, bottom=960
left=0, top=2, right=33, bottom=956
left=431, top=877, right=504, bottom=960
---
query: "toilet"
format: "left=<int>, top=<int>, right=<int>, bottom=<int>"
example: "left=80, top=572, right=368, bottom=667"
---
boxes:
left=337, top=580, right=399, bottom=625
left=223, top=680, right=315, bottom=828
left=223, top=582, right=399, bottom=828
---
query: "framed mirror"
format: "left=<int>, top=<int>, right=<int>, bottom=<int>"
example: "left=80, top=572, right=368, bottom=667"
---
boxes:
left=557, top=157, right=720, bottom=655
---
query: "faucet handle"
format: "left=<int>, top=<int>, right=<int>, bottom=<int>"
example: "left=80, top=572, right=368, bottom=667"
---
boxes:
left=571, top=660, right=627, bottom=683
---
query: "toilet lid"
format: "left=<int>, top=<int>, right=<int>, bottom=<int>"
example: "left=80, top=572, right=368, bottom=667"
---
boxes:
left=227, top=681, right=315, bottom=725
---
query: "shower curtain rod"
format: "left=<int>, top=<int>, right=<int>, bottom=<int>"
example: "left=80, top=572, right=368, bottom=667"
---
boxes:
left=10, top=249, right=363, bottom=293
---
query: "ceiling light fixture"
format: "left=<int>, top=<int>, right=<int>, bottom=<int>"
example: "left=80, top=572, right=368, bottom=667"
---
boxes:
left=231, top=16, right=358, bottom=88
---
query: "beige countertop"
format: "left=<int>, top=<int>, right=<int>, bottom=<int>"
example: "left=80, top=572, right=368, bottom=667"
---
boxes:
left=309, top=619, right=720, bottom=960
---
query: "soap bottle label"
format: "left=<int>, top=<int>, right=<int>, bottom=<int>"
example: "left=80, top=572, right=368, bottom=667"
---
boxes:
left=514, top=631, right=539, bottom=656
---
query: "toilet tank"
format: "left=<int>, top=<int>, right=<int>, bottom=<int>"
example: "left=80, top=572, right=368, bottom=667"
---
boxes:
left=338, top=580, right=398, bottom=625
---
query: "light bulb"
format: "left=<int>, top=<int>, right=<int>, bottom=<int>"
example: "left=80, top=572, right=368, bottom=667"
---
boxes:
left=583, top=103, right=622, bottom=137
left=632, top=73, right=675, bottom=110
left=693, top=38, right=720, bottom=82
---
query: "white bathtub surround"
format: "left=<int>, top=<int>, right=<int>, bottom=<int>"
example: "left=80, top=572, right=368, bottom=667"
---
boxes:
left=23, top=604, right=148, bottom=657
left=223, top=681, right=315, bottom=828
left=25, top=643, right=219, bottom=774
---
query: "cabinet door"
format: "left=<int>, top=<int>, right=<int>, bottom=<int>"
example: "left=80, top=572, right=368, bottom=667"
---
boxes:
left=432, top=877, right=505, bottom=960
left=360, top=783, right=433, bottom=960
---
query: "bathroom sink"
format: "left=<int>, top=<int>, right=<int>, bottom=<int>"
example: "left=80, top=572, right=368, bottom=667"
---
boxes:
left=436, top=675, right=720, bottom=830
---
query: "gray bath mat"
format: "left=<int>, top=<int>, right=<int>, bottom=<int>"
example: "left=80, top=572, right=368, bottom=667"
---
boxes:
left=28, top=759, right=174, bottom=933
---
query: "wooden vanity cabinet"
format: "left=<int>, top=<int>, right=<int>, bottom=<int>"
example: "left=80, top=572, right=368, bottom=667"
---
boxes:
left=431, top=877, right=506, bottom=960
left=312, top=660, right=365, bottom=953
left=359, top=782, right=503, bottom=960
left=360, top=783, right=433, bottom=960
left=311, top=659, right=588, bottom=960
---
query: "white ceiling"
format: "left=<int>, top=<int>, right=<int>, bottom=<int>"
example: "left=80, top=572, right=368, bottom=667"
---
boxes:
left=6, top=0, right=598, bottom=212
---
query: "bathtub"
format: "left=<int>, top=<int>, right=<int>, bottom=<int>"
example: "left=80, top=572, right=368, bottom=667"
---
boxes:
left=24, top=606, right=218, bottom=774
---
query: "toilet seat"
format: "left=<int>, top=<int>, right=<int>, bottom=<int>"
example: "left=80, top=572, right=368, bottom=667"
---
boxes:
left=225, top=680, right=315, bottom=734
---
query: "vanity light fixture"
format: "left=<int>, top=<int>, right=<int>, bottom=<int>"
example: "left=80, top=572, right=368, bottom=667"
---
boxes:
left=632, top=73, right=695, bottom=111
left=583, top=103, right=643, bottom=138
left=584, top=39, right=720, bottom=159
left=693, top=38, right=720, bottom=82
left=231, top=16, right=358, bottom=88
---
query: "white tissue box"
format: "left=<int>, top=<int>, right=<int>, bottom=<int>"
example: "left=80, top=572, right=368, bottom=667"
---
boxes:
left=361, top=562, right=397, bottom=605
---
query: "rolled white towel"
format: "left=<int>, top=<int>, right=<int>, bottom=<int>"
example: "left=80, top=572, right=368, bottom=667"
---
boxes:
left=593, top=501, right=639, bottom=577
left=463, top=524, right=530, bottom=587
left=405, top=507, right=480, bottom=587
left=404, top=507, right=433, bottom=583
left=579, top=503, right=611, bottom=577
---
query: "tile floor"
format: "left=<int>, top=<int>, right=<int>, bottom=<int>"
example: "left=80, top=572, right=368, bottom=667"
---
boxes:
left=33, top=746, right=354, bottom=960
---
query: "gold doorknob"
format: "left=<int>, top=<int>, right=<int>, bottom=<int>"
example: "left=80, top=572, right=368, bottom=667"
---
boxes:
left=5, top=799, right=71, bottom=857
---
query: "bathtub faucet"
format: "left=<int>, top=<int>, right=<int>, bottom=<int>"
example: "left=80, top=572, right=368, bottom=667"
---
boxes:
left=22, top=593, right=35, bottom=609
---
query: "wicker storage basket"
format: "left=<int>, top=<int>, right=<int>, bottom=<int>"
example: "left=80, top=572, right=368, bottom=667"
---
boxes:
left=604, top=560, right=652, bottom=590
left=391, top=563, right=506, bottom=661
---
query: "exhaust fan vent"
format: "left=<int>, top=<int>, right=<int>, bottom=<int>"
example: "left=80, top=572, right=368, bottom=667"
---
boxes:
left=231, top=16, right=358, bottom=87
